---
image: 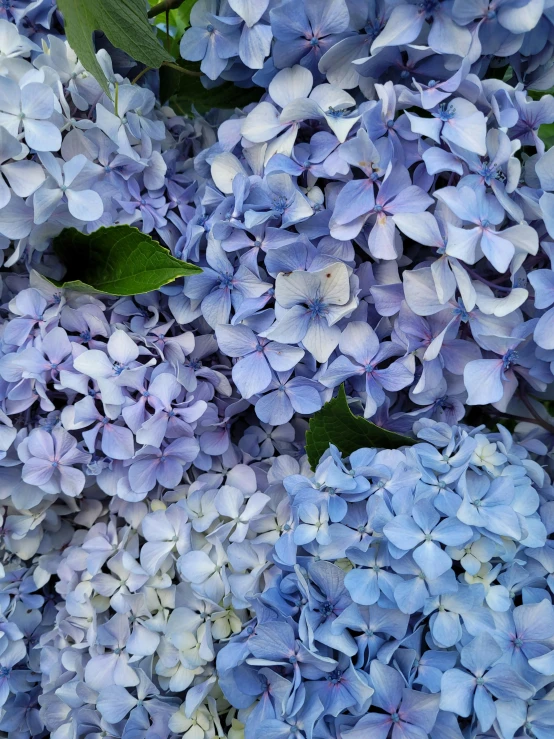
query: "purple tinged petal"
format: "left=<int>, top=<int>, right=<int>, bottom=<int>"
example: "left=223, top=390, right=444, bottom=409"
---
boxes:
left=320, top=355, right=362, bottom=387
left=232, top=351, right=272, bottom=397
left=385, top=186, right=433, bottom=215
left=27, top=429, right=54, bottom=460
left=57, top=465, right=86, bottom=496
left=101, top=424, right=135, bottom=460
left=22, top=456, right=53, bottom=486
left=284, top=377, right=322, bottom=414
left=464, top=359, right=504, bottom=405
left=264, top=341, right=304, bottom=371
left=156, top=457, right=184, bottom=488
left=371, top=4, right=425, bottom=53
left=367, top=215, right=397, bottom=260
left=215, top=324, right=257, bottom=357
left=529, top=269, right=554, bottom=309
left=338, top=321, right=379, bottom=365
left=256, top=388, right=294, bottom=424
left=331, top=179, right=375, bottom=227
left=302, top=317, right=341, bottom=362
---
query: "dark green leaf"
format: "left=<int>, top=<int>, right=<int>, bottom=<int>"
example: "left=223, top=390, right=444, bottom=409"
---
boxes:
left=58, top=0, right=172, bottom=95
left=305, top=386, right=415, bottom=470
left=49, top=225, right=201, bottom=296
left=160, top=59, right=263, bottom=112
left=529, top=86, right=554, bottom=96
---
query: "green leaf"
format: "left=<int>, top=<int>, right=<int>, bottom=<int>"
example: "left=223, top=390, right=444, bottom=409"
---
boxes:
left=305, top=386, right=415, bottom=470
left=160, top=59, right=263, bottom=112
left=149, top=0, right=197, bottom=38
left=58, top=0, right=173, bottom=95
left=539, top=122, right=554, bottom=150
left=49, top=225, right=201, bottom=296
left=175, top=0, right=198, bottom=28
left=529, top=87, right=554, bottom=97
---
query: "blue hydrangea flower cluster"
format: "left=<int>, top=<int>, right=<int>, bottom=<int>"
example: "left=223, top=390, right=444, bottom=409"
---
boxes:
left=0, top=0, right=553, bottom=737
left=215, top=424, right=554, bottom=739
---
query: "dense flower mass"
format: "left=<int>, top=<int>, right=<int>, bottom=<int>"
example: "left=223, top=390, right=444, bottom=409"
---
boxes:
left=0, top=0, right=553, bottom=737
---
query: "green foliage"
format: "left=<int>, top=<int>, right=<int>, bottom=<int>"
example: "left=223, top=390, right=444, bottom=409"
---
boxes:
left=49, top=225, right=201, bottom=296
left=58, top=0, right=173, bottom=95
left=149, top=0, right=197, bottom=34
left=539, top=122, right=554, bottom=149
left=176, top=0, right=199, bottom=26
left=305, top=386, right=415, bottom=470
left=160, top=59, right=264, bottom=113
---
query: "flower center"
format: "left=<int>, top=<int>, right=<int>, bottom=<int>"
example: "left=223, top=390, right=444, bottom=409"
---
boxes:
left=219, top=274, right=233, bottom=289
left=326, top=668, right=343, bottom=683
left=326, top=106, right=350, bottom=119
left=438, top=102, right=455, bottom=121
left=503, top=349, right=519, bottom=370
left=272, top=196, right=288, bottom=214
left=308, top=297, right=327, bottom=316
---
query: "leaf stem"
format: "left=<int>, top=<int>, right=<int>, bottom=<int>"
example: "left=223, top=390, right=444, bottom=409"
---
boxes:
left=518, top=389, right=554, bottom=434
left=464, top=266, right=512, bottom=293
left=165, top=8, right=171, bottom=52
left=485, top=399, right=554, bottom=435
left=131, top=66, right=154, bottom=84
left=163, top=61, right=202, bottom=77
left=147, top=0, right=185, bottom=18
left=131, top=60, right=201, bottom=86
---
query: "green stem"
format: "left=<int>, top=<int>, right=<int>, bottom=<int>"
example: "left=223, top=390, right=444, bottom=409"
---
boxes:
left=131, top=60, right=201, bottom=86
left=165, top=8, right=171, bottom=52
left=163, top=61, right=202, bottom=77
left=147, top=0, right=185, bottom=18
left=131, top=66, right=153, bottom=84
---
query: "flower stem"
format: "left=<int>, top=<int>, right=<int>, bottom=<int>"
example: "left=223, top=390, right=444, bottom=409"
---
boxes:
left=147, top=0, right=185, bottom=18
left=131, top=61, right=201, bottom=86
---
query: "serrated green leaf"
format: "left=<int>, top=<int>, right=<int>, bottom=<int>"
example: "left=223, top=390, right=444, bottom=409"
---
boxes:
left=48, top=225, right=201, bottom=296
left=58, top=0, right=172, bottom=95
left=305, top=386, right=415, bottom=470
left=160, top=59, right=263, bottom=112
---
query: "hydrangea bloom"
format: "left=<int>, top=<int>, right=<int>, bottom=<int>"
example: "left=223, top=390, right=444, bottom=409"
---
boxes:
left=0, top=1, right=553, bottom=738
